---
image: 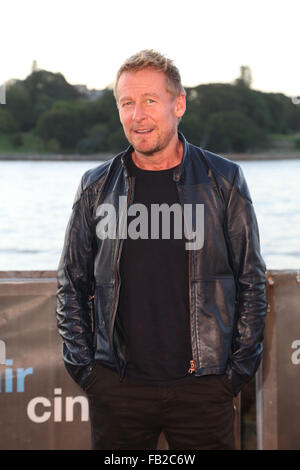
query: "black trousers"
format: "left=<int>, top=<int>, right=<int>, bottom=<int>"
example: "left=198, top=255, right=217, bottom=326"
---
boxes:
left=85, top=363, right=235, bottom=450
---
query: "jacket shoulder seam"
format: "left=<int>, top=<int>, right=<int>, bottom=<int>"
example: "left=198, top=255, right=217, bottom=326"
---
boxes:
left=199, top=148, right=251, bottom=203
left=199, top=147, right=238, bottom=186
left=73, top=154, right=122, bottom=207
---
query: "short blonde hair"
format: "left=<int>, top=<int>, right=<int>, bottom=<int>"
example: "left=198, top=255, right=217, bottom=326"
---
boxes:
left=114, top=49, right=185, bottom=100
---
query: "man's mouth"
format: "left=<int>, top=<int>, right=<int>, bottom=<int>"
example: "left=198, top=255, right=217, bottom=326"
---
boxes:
left=134, top=129, right=153, bottom=134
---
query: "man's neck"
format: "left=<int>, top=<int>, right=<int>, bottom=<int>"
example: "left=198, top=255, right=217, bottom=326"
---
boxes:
left=131, top=137, right=183, bottom=171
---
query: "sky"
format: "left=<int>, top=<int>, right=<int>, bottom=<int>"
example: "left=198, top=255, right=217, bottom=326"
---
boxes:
left=1, top=0, right=300, bottom=97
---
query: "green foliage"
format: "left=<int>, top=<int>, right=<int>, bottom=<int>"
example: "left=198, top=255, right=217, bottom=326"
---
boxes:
left=1, top=67, right=300, bottom=155
left=10, top=132, right=23, bottom=147
left=180, top=83, right=300, bottom=152
left=46, top=138, right=61, bottom=153
left=0, top=134, right=17, bottom=152
left=179, top=114, right=205, bottom=147
left=5, top=81, right=33, bottom=131
left=76, top=123, right=107, bottom=154
left=75, top=90, right=128, bottom=153
left=24, top=70, right=80, bottom=102
left=0, top=108, right=18, bottom=133
left=36, top=106, right=85, bottom=150
left=5, top=70, right=81, bottom=134
left=263, top=93, right=298, bottom=133
left=202, top=111, right=267, bottom=153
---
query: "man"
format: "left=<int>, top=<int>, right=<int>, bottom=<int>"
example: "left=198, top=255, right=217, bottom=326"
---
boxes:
left=56, top=50, right=267, bottom=450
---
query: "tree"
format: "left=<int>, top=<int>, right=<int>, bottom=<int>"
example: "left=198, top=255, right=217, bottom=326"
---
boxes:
left=5, top=80, right=33, bottom=131
left=23, top=70, right=82, bottom=127
left=0, top=108, right=18, bottom=133
left=36, top=106, right=85, bottom=150
left=24, top=70, right=81, bottom=102
left=179, top=114, right=205, bottom=147
left=202, top=111, right=266, bottom=153
left=3, top=64, right=300, bottom=155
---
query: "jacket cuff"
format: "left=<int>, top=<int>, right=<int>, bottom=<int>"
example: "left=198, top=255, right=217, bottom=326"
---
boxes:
left=228, top=367, right=255, bottom=396
left=64, top=360, right=97, bottom=389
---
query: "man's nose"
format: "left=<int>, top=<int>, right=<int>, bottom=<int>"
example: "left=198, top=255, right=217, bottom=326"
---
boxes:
left=132, top=103, right=146, bottom=121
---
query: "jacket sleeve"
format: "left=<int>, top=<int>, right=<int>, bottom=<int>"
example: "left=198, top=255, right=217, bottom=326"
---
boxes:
left=225, top=165, right=267, bottom=396
left=56, top=177, right=96, bottom=388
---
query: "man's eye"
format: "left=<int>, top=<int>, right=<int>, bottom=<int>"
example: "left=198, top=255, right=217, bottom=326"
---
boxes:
left=146, top=99, right=155, bottom=104
left=122, top=101, right=133, bottom=107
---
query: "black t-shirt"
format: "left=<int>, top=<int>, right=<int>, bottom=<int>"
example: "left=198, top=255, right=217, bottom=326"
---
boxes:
left=117, top=154, right=194, bottom=384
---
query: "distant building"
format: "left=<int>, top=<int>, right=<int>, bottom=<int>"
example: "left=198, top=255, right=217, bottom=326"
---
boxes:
left=74, top=84, right=104, bottom=100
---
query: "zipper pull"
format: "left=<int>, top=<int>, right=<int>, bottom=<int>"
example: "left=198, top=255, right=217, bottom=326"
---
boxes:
left=188, top=360, right=195, bottom=374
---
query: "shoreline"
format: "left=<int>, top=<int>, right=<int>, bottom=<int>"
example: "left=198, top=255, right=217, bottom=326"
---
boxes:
left=0, top=149, right=300, bottom=162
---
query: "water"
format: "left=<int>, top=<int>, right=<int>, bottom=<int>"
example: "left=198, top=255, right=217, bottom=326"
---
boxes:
left=0, top=158, right=299, bottom=271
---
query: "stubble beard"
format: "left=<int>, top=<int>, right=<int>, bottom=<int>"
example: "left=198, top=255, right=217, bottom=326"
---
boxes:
left=127, top=124, right=178, bottom=157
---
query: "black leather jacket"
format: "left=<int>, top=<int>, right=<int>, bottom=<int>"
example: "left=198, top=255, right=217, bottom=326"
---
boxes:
left=56, top=133, right=267, bottom=396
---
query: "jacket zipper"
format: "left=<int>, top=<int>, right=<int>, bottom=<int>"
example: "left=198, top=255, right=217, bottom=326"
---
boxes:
left=176, top=182, right=196, bottom=375
left=109, top=176, right=132, bottom=375
left=188, top=360, right=195, bottom=374
left=88, top=294, right=96, bottom=334
left=186, top=248, right=195, bottom=374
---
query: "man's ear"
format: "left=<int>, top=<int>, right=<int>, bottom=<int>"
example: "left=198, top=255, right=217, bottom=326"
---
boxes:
left=115, top=100, right=122, bottom=124
left=174, top=92, right=186, bottom=118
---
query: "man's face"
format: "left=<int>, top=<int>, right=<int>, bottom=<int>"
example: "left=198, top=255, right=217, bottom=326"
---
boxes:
left=116, top=68, right=186, bottom=156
